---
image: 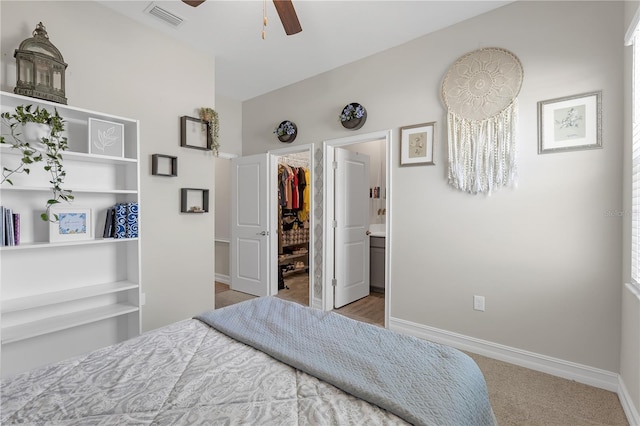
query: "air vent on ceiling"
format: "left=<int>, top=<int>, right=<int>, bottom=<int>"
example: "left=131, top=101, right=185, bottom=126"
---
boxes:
left=145, top=3, right=185, bottom=28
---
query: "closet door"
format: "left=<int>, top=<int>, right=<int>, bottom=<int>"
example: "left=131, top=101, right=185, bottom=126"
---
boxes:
left=230, top=154, right=270, bottom=297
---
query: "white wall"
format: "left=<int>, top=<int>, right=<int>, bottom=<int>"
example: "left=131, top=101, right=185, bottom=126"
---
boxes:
left=1, top=1, right=216, bottom=332
left=243, top=1, right=624, bottom=374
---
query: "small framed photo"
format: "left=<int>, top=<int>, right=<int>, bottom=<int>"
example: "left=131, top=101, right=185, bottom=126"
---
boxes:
left=152, top=154, right=178, bottom=177
left=538, top=91, right=602, bottom=154
left=180, top=116, right=212, bottom=151
left=400, top=121, right=435, bottom=166
left=49, top=206, right=93, bottom=242
left=88, top=118, right=125, bottom=157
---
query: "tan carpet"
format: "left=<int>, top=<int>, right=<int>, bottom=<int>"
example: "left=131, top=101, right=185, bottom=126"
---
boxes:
left=468, top=352, right=628, bottom=426
left=214, top=282, right=629, bottom=425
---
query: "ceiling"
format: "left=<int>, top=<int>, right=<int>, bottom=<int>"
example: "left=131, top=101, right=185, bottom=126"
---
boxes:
left=98, top=0, right=513, bottom=101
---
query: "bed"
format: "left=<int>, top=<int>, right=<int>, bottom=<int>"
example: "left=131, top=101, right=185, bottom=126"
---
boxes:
left=1, top=297, right=496, bottom=425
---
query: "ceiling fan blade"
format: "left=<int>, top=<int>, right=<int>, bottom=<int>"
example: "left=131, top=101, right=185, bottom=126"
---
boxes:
left=273, top=0, right=302, bottom=35
left=182, top=0, right=205, bottom=7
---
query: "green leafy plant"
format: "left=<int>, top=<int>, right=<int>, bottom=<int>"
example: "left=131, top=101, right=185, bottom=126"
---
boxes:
left=198, top=107, right=220, bottom=155
left=0, top=105, right=73, bottom=221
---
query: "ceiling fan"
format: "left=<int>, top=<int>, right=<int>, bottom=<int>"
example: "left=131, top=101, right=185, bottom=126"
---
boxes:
left=182, top=0, right=302, bottom=36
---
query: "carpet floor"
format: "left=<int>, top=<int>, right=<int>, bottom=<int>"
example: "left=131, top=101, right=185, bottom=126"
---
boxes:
left=214, top=281, right=629, bottom=425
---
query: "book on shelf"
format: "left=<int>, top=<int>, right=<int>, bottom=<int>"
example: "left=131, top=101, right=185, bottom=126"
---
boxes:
left=1, top=206, right=19, bottom=246
left=0, top=206, right=4, bottom=246
left=125, top=202, right=138, bottom=238
left=13, top=213, right=20, bottom=245
left=103, top=202, right=138, bottom=239
left=113, top=203, right=127, bottom=239
left=103, top=207, right=115, bottom=238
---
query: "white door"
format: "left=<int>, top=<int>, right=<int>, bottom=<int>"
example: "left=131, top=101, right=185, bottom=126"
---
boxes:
left=334, top=148, right=370, bottom=308
left=230, top=154, right=270, bottom=297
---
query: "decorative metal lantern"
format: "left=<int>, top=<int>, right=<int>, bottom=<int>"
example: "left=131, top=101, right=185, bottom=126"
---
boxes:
left=14, top=22, right=67, bottom=104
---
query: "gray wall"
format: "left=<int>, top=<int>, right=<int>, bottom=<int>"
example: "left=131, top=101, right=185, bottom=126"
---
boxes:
left=1, top=1, right=216, bottom=331
left=214, top=156, right=231, bottom=281
left=243, top=1, right=624, bottom=373
left=345, top=139, right=386, bottom=226
left=212, top=94, right=241, bottom=282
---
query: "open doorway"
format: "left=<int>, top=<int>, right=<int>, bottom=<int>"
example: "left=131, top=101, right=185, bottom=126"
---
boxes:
left=323, top=130, right=391, bottom=328
left=274, top=151, right=311, bottom=307
left=221, top=147, right=313, bottom=308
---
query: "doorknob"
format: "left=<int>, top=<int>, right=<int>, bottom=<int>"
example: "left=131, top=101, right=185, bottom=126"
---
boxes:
left=366, top=230, right=371, bottom=235
left=256, top=230, right=270, bottom=236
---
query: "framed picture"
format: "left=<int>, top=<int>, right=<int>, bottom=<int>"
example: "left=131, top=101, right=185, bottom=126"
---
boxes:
left=152, top=154, right=178, bottom=177
left=400, top=121, right=435, bottom=166
left=49, top=206, right=93, bottom=242
left=88, top=118, right=125, bottom=157
left=538, top=91, right=602, bottom=154
left=180, top=116, right=212, bottom=151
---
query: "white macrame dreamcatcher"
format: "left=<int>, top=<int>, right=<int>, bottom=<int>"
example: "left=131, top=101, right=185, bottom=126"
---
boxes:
left=442, top=47, right=523, bottom=194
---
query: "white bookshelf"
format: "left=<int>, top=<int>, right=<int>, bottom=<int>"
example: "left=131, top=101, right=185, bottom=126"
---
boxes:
left=0, top=91, right=141, bottom=377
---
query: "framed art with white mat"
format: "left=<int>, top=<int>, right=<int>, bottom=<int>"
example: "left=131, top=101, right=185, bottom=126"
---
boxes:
left=400, top=122, right=435, bottom=166
left=538, top=91, right=602, bottom=154
left=49, top=206, right=93, bottom=242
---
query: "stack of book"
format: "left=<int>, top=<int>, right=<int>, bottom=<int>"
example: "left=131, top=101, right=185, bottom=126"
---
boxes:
left=103, top=202, right=138, bottom=239
left=1, top=206, right=20, bottom=246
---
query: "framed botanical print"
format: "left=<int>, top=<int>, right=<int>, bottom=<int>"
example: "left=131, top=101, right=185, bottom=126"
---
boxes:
left=400, top=121, right=435, bottom=166
left=538, top=91, right=602, bottom=154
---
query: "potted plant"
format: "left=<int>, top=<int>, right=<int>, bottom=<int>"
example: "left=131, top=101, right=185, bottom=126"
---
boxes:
left=274, top=120, right=297, bottom=143
left=339, top=102, right=367, bottom=130
left=0, top=105, right=73, bottom=221
left=198, top=107, right=220, bottom=155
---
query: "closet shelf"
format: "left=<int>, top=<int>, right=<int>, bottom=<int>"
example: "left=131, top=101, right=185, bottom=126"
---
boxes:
left=282, top=241, right=309, bottom=248
left=282, top=266, right=308, bottom=277
left=278, top=253, right=308, bottom=263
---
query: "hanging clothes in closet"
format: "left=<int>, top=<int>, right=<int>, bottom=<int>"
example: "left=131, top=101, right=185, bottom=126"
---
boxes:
left=278, top=162, right=309, bottom=225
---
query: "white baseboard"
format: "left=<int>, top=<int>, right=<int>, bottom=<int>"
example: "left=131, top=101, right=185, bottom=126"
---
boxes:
left=619, top=376, right=640, bottom=426
left=215, top=273, right=230, bottom=285
left=389, top=316, right=619, bottom=392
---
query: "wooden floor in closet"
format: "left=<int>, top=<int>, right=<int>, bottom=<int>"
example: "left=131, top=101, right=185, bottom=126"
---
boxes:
left=215, top=273, right=385, bottom=327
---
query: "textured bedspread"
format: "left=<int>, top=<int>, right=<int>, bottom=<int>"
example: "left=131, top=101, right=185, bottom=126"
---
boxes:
left=197, top=297, right=496, bottom=426
left=2, top=297, right=495, bottom=425
left=1, top=312, right=407, bottom=424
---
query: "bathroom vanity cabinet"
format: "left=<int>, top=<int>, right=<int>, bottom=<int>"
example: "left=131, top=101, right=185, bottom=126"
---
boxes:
left=370, top=236, right=385, bottom=293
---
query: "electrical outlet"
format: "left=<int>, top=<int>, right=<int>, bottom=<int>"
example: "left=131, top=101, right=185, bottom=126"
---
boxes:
left=473, top=295, right=485, bottom=312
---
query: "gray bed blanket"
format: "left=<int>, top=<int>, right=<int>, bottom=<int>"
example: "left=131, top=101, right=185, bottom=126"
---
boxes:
left=195, top=297, right=496, bottom=426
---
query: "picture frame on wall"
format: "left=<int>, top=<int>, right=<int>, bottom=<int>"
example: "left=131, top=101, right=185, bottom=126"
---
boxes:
left=400, top=121, right=436, bottom=166
left=88, top=118, right=125, bottom=157
left=538, top=91, right=602, bottom=154
left=49, top=206, right=93, bottom=242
